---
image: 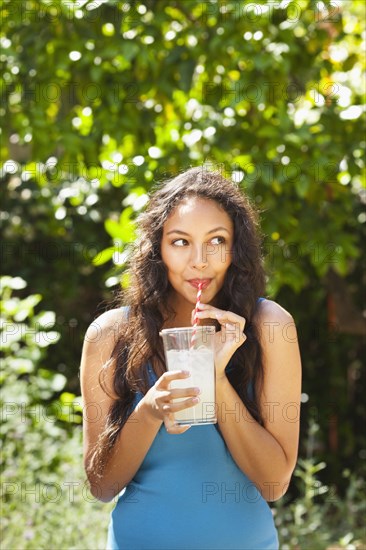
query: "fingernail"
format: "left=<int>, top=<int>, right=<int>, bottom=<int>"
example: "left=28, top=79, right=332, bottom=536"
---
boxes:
left=194, top=387, right=201, bottom=394
left=182, top=370, right=191, bottom=376
left=192, top=397, right=200, bottom=403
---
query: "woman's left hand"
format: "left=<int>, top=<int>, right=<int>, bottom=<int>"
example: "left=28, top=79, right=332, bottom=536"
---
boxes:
left=192, top=304, right=247, bottom=380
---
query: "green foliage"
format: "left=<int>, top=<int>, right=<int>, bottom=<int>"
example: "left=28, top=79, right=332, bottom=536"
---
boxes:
left=2, top=0, right=364, bottom=293
left=274, top=459, right=366, bottom=549
left=0, top=276, right=113, bottom=549
left=0, top=276, right=83, bottom=519
left=274, top=421, right=366, bottom=549
left=0, top=277, right=79, bottom=481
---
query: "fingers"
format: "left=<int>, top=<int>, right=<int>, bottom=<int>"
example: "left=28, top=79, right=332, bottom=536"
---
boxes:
left=162, top=395, right=200, bottom=414
left=194, top=306, right=247, bottom=349
left=157, top=385, right=200, bottom=415
left=196, top=304, right=245, bottom=323
left=153, top=373, right=200, bottom=434
left=154, top=374, right=200, bottom=433
left=191, top=304, right=246, bottom=342
left=164, top=414, right=191, bottom=434
left=155, top=369, right=191, bottom=389
left=169, top=386, right=201, bottom=399
left=195, top=306, right=246, bottom=334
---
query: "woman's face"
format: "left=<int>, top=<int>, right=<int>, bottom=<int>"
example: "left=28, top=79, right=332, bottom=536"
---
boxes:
left=160, top=196, right=234, bottom=307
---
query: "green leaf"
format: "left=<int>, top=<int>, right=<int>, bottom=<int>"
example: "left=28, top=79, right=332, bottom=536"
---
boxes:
left=92, top=246, right=115, bottom=266
left=104, top=219, right=125, bottom=239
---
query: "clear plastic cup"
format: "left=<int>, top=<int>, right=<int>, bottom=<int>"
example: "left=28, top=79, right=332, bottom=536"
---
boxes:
left=160, top=326, right=217, bottom=425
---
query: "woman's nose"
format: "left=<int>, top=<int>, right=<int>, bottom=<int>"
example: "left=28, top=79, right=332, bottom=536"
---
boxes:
left=190, top=244, right=208, bottom=269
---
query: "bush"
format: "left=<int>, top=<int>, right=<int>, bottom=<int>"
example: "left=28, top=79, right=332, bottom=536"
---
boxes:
left=274, top=421, right=366, bottom=549
left=0, top=276, right=112, bottom=549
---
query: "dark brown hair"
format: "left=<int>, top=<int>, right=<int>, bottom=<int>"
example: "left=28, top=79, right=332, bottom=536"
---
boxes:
left=88, top=167, right=266, bottom=479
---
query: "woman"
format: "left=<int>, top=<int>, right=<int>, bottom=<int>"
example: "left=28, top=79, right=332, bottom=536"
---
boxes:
left=80, top=167, right=302, bottom=549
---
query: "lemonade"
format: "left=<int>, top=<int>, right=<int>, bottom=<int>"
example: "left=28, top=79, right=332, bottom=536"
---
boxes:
left=166, top=348, right=217, bottom=425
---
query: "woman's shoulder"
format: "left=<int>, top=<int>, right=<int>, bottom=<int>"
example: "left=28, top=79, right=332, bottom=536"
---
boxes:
left=254, top=298, right=297, bottom=345
left=84, top=307, right=129, bottom=344
left=257, top=298, right=293, bottom=318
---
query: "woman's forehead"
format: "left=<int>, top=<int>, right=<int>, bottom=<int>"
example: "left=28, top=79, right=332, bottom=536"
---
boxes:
left=164, top=196, right=233, bottom=228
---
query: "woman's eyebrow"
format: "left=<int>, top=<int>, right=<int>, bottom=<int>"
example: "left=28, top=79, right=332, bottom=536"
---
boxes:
left=166, top=226, right=230, bottom=236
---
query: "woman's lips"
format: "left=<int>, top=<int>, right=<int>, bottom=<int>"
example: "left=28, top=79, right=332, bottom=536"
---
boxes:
left=187, top=279, right=212, bottom=289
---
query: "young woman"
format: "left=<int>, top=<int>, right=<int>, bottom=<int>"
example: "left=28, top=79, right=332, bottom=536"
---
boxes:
left=80, top=167, right=302, bottom=550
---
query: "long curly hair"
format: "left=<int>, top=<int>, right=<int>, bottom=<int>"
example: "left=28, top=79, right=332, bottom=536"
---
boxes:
left=89, top=167, right=266, bottom=479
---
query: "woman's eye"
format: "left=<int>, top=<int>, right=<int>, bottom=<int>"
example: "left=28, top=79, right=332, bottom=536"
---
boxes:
left=210, top=236, right=225, bottom=245
left=171, top=237, right=225, bottom=246
left=172, top=239, right=188, bottom=246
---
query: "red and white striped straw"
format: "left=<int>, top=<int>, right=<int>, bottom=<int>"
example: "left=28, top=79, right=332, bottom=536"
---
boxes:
left=190, top=282, right=203, bottom=349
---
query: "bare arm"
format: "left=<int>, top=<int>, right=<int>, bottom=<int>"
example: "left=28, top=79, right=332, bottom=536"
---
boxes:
left=80, top=309, right=200, bottom=502
left=195, top=300, right=302, bottom=501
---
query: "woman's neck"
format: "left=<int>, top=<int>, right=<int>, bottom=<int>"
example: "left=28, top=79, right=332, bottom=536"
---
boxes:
left=162, top=294, right=193, bottom=328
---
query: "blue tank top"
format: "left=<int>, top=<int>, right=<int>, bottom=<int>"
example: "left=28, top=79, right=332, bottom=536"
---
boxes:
left=106, top=298, right=278, bottom=549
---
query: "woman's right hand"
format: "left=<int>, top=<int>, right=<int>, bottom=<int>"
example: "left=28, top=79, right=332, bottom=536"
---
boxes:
left=143, top=370, right=201, bottom=434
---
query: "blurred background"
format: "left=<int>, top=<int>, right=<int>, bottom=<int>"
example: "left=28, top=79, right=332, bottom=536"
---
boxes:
left=1, top=0, right=365, bottom=548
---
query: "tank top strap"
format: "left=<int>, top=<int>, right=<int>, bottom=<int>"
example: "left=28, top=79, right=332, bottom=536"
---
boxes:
left=146, top=362, right=158, bottom=385
left=119, top=305, right=130, bottom=320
